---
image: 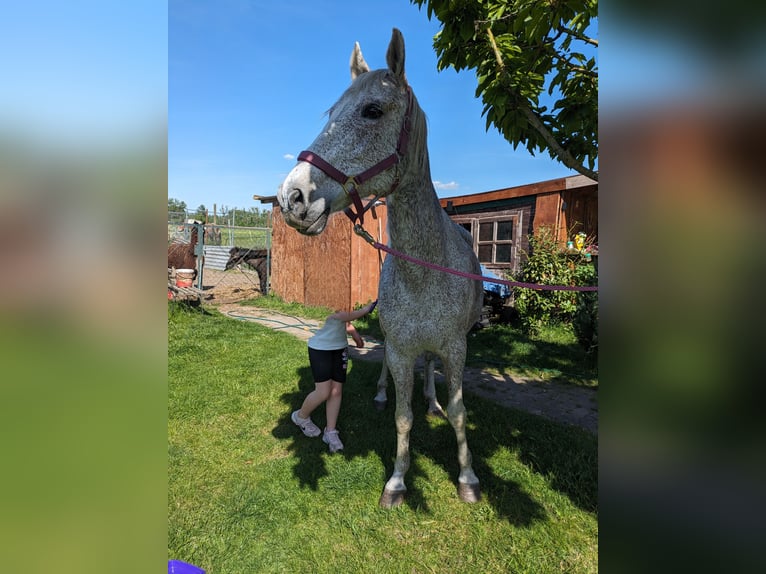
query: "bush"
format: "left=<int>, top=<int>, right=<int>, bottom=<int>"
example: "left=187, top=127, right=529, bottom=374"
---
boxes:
left=513, top=226, right=598, bottom=343
left=572, top=263, right=598, bottom=360
left=573, top=289, right=598, bottom=360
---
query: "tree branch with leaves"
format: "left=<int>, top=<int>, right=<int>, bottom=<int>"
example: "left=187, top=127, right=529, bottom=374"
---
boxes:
left=412, top=0, right=598, bottom=180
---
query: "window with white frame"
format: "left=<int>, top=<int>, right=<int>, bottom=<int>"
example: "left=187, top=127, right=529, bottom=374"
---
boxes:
left=451, top=212, right=521, bottom=271
left=478, top=218, right=515, bottom=264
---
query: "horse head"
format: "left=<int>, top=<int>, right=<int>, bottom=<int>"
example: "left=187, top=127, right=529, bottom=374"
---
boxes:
left=278, top=28, right=416, bottom=235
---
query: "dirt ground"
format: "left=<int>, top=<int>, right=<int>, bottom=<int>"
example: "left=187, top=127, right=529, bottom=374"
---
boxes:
left=197, top=267, right=265, bottom=305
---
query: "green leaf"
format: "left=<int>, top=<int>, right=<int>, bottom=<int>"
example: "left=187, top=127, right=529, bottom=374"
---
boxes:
left=460, top=18, right=474, bottom=41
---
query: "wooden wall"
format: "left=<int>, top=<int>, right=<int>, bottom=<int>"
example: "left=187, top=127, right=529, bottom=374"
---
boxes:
left=532, top=191, right=563, bottom=240
left=560, top=186, right=598, bottom=242
left=531, top=186, right=598, bottom=244
left=271, top=205, right=387, bottom=311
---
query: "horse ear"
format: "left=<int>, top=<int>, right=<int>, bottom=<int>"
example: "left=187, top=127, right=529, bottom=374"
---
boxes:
left=350, top=42, right=370, bottom=80
left=386, top=28, right=406, bottom=82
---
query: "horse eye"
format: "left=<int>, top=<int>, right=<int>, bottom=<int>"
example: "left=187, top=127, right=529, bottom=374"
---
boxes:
left=362, top=103, right=384, bottom=119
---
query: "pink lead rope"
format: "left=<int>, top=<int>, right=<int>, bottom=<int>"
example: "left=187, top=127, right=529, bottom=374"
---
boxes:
left=353, top=225, right=599, bottom=292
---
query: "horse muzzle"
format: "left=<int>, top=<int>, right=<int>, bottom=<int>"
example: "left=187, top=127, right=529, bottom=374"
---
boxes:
left=277, top=187, right=329, bottom=235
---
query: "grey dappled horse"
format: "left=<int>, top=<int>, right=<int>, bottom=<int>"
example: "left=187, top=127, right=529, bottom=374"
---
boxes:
left=278, top=29, right=482, bottom=507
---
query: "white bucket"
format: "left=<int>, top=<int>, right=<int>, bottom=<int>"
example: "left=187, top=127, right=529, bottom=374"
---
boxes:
left=175, top=269, right=195, bottom=288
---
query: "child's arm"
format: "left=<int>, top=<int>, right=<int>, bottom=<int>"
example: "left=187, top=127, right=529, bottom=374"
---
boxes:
left=346, top=323, right=364, bottom=348
left=328, top=300, right=377, bottom=322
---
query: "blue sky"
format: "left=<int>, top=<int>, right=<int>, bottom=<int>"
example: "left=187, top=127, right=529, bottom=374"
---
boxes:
left=169, top=0, right=591, bottom=211
left=1, top=1, right=166, bottom=148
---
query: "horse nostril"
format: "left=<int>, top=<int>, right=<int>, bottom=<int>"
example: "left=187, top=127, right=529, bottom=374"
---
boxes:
left=289, top=188, right=305, bottom=206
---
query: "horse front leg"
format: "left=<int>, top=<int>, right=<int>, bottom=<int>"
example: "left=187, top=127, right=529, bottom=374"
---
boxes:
left=256, top=260, right=268, bottom=294
left=443, top=343, right=481, bottom=503
left=379, top=347, right=415, bottom=509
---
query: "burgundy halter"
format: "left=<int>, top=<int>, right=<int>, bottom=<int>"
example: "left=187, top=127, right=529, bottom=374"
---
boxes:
left=296, top=86, right=414, bottom=225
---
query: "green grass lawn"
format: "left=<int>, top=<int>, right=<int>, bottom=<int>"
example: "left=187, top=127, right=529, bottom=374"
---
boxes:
left=169, top=303, right=597, bottom=573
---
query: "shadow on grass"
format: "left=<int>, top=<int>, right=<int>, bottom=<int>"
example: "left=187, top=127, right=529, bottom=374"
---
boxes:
left=270, top=365, right=334, bottom=490
left=466, top=397, right=598, bottom=513
left=355, top=314, right=597, bottom=387
left=272, top=359, right=596, bottom=526
left=467, top=325, right=598, bottom=387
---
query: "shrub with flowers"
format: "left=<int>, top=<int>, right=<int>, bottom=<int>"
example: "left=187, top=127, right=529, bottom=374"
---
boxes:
left=513, top=226, right=598, bottom=352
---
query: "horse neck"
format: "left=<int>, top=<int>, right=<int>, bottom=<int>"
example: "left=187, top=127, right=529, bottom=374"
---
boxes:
left=386, top=152, right=448, bottom=263
left=385, top=95, right=447, bottom=256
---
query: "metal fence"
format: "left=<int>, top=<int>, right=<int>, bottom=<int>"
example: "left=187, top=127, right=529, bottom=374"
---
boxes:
left=168, top=217, right=272, bottom=305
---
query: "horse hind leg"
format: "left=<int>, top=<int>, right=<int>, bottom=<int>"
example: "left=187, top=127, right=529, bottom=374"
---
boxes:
left=373, top=356, right=389, bottom=411
left=372, top=344, right=390, bottom=411
left=442, top=347, right=481, bottom=503
left=375, top=350, right=443, bottom=417
left=422, top=352, right=446, bottom=419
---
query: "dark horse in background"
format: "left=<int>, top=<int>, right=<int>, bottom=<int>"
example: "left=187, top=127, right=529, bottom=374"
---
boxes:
left=225, top=247, right=269, bottom=294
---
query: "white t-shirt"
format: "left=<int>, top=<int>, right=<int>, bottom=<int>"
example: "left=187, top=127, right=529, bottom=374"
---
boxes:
left=307, top=318, right=348, bottom=350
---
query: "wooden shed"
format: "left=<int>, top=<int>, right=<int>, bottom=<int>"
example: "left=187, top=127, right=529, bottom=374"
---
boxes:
left=270, top=204, right=388, bottom=311
left=439, top=175, right=597, bottom=275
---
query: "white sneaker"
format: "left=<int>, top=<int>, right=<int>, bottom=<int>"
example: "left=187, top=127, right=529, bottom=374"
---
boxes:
left=291, top=410, right=321, bottom=437
left=322, top=429, right=344, bottom=453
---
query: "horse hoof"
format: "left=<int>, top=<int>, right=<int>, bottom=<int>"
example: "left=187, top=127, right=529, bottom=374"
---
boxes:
left=426, top=407, right=447, bottom=420
left=379, top=489, right=405, bottom=508
left=373, top=399, right=387, bottom=412
left=458, top=483, right=481, bottom=503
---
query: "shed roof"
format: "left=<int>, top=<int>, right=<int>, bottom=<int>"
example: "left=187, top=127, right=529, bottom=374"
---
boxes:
left=439, top=175, right=597, bottom=209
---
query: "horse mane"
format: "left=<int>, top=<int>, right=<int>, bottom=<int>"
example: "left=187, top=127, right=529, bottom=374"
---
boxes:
left=408, top=98, right=433, bottom=192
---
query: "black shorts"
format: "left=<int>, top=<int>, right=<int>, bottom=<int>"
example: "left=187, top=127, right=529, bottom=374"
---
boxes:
left=308, top=346, right=348, bottom=383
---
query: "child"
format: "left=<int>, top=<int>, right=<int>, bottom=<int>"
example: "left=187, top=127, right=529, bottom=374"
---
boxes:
left=291, top=300, right=377, bottom=452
